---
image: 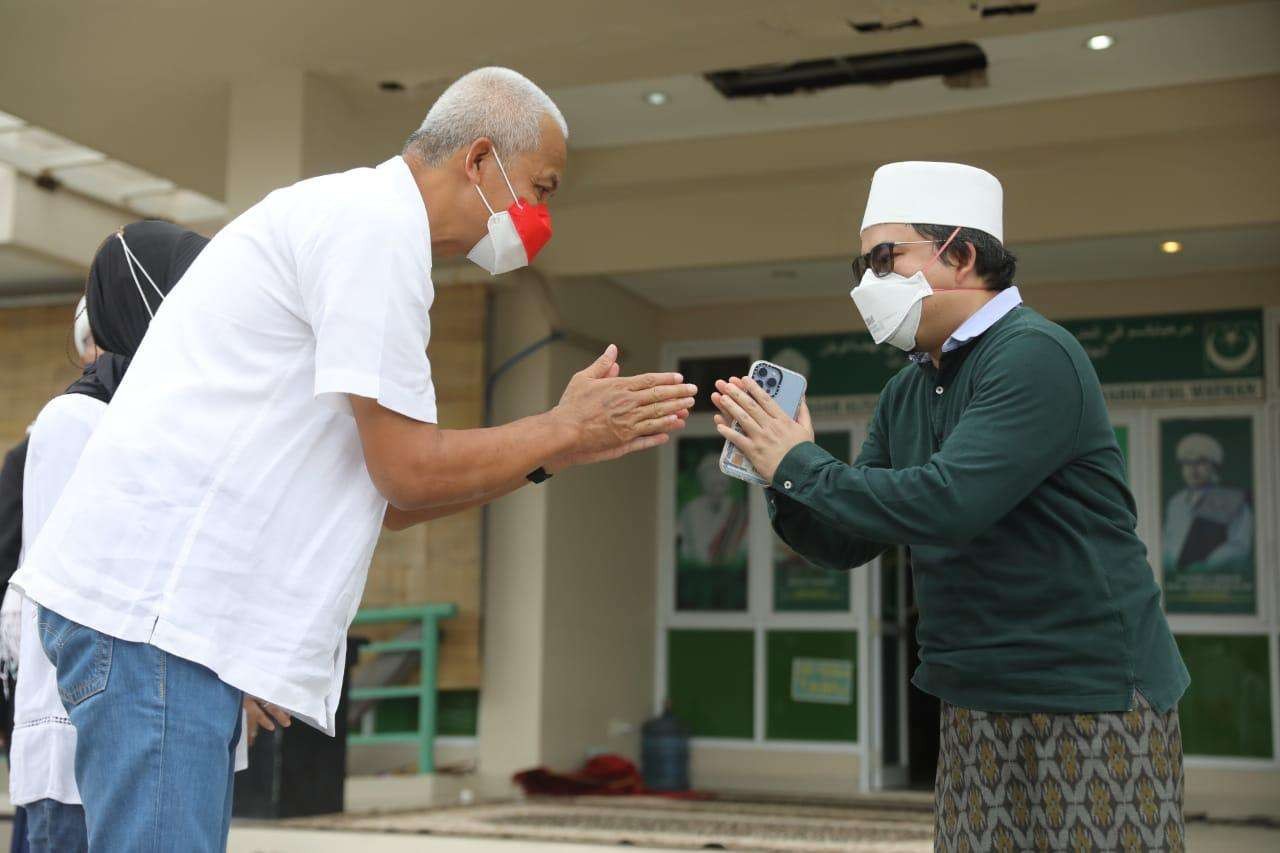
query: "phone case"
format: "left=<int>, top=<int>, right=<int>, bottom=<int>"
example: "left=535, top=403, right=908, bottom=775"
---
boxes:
left=719, top=360, right=808, bottom=487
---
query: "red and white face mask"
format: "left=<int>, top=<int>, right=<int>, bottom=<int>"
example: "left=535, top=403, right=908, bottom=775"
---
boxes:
left=466, top=148, right=553, bottom=276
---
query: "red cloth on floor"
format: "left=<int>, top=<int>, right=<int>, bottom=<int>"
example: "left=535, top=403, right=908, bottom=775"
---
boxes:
left=513, top=754, right=705, bottom=798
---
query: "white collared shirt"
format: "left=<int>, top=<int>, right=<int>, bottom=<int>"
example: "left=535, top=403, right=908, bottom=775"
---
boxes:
left=13, top=156, right=437, bottom=734
left=911, top=285, right=1023, bottom=364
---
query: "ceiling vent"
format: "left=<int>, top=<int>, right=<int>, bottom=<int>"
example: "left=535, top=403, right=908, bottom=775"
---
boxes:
left=850, top=2, right=1037, bottom=30
left=981, top=3, right=1039, bottom=18
left=704, top=42, right=988, bottom=99
left=849, top=17, right=922, bottom=34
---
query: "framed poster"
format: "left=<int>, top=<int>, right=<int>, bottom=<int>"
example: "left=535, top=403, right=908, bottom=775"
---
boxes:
left=1159, top=417, right=1257, bottom=615
left=675, top=436, right=748, bottom=611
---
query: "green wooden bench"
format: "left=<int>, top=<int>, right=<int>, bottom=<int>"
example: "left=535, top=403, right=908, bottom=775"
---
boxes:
left=347, top=603, right=457, bottom=772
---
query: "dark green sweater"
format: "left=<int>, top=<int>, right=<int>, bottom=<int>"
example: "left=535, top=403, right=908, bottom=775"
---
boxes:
left=768, top=307, right=1189, bottom=713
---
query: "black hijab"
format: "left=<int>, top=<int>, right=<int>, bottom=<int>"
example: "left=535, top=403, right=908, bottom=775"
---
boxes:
left=66, top=220, right=209, bottom=403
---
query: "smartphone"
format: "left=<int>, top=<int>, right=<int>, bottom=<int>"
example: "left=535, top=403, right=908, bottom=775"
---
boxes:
left=719, top=359, right=808, bottom=487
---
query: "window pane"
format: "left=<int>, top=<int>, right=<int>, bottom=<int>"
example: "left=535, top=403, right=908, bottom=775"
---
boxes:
left=1175, top=634, right=1272, bottom=758
left=667, top=630, right=755, bottom=738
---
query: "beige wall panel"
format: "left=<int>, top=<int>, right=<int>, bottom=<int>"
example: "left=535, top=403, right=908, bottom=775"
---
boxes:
left=476, top=283, right=556, bottom=776
left=0, top=304, right=82, bottom=446
left=360, top=283, right=488, bottom=690
left=691, top=745, right=862, bottom=798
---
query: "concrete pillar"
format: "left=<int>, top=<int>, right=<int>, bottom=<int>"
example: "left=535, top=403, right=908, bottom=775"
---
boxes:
left=539, top=278, right=662, bottom=768
left=476, top=282, right=555, bottom=780
left=475, top=276, right=663, bottom=785
left=225, top=71, right=306, bottom=215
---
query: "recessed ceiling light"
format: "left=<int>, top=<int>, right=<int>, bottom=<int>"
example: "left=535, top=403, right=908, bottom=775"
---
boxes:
left=644, top=91, right=669, bottom=107
left=1160, top=240, right=1183, bottom=255
left=1086, top=34, right=1115, bottom=51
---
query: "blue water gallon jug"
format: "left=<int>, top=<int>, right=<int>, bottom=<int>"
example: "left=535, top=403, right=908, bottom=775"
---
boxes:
left=640, top=703, right=690, bottom=792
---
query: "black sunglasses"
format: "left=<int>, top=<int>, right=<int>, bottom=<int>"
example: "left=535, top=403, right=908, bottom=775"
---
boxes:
left=851, top=239, right=940, bottom=281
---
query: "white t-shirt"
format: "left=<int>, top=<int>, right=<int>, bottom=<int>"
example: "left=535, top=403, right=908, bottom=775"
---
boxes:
left=6, top=395, right=248, bottom=806
left=12, top=156, right=436, bottom=734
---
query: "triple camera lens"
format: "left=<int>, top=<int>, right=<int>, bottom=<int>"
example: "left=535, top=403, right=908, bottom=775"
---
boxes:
left=754, top=364, right=782, bottom=397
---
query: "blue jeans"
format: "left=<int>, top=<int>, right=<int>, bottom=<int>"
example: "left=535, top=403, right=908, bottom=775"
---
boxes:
left=37, top=607, right=243, bottom=852
left=9, top=806, right=29, bottom=853
left=24, top=800, right=87, bottom=853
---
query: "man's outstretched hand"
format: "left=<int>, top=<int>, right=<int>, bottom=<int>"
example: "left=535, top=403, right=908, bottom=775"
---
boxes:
left=549, top=345, right=694, bottom=471
left=712, top=377, right=813, bottom=482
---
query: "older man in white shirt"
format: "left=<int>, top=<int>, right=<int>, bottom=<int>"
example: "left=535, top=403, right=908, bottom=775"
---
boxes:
left=12, top=67, right=695, bottom=851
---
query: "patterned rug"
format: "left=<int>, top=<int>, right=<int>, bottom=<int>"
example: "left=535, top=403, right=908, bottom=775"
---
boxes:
left=288, top=795, right=936, bottom=852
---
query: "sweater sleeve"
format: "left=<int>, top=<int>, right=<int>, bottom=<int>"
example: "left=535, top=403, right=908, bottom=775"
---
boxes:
left=771, top=331, right=1084, bottom=547
left=766, top=392, right=893, bottom=571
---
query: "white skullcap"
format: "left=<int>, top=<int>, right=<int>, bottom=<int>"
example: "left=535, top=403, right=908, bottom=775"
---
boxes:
left=861, top=161, right=1004, bottom=243
left=73, top=296, right=94, bottom=360
left=1176, top=433, right=1223, bottom=465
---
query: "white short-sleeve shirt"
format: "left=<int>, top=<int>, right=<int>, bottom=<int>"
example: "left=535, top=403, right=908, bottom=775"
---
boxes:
left=12, top=156, right=436, bottom=734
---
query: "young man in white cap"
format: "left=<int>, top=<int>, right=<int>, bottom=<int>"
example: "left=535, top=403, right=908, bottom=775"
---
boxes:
left=711, top=162, right=1189, bottom=851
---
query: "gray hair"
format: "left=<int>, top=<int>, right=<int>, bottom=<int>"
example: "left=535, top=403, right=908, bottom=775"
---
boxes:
left=404, top=67, right=568, bottom=166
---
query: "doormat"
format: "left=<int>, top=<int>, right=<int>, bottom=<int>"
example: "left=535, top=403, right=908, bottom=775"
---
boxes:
left=286, top=795, right=935, bottom=852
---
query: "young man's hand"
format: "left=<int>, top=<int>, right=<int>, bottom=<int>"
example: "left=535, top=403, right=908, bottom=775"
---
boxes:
left=712, top=377, right=814, bottom=482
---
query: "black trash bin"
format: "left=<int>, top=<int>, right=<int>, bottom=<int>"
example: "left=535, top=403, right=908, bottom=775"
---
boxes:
left=232, top=639, right=364, bottom=818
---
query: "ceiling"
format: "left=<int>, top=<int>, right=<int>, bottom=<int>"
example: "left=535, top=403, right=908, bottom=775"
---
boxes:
left=554, top=2, right=1280, bottom=148
left=0, top=0, right=1247, bottom=199
left=0, top=1, right=1276, bottom=301
left=610, top=223, right=1280, bottom=307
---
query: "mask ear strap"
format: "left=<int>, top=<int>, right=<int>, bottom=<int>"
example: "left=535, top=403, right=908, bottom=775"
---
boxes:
left=490, top=147, right=521, bottom=207
left=115, top=231, right=164, bottom=319
left=922, top=226, right=962, bottom=275
left=473, top=183, right=497, bottom=216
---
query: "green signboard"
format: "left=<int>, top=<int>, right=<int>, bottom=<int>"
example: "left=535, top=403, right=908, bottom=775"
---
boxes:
left=675, top=436, right=748, bottom=612
left=762, top=332, right=905, bottom=415
left=1060, top=310, right=1264, bottom=404
left=1159, top=417, right=1256, bottom=615
left=766, top=310, right=1265, bottom=409
left=766, top=630, right=858, bottom=742
left=774, top=431, right=853, bottom=612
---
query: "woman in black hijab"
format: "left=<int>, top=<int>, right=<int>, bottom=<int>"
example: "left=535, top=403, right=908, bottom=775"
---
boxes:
left=6, top=220, right=208, bottom=853
left=66, top=220, right=209, bottom=402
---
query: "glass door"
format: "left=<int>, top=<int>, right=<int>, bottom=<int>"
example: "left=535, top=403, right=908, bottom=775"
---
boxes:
left=871, top=545, right=910, bottom=789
